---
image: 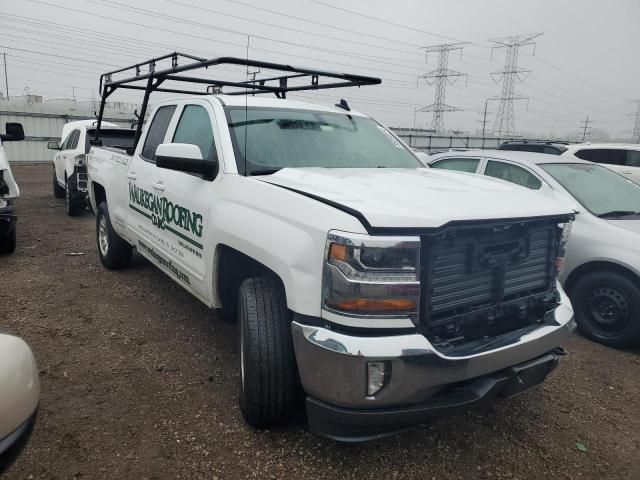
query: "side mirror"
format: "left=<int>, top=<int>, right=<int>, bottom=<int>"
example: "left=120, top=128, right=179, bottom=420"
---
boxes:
left=47, top=141, right=61, bottom=150
left=0, top=123, right=25, bottom=142
left=155, top=143, right=217, bottom=180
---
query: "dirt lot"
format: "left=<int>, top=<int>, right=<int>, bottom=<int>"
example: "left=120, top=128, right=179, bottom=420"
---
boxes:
left=2, top=163, right=639, bottom=480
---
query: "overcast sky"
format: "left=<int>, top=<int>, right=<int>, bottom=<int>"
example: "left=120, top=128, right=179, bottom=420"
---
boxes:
left=1, top=0, right=638, bottom=139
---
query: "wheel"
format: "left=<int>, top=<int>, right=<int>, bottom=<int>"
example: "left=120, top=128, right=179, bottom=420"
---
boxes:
left=96, top=201, right=132, bottom=269
left=570, top=271, right=640, bottom=348
left=238, top=276, right=299, bottom=427
left=53, top=167, right=65, bottom=199
left=0, top=227, right=16, bottom=254
left=65, top=176, right=83, bottom=217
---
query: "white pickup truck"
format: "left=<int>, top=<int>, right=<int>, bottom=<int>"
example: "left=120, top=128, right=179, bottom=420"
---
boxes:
left=0, top=122, right=25, bottom=254
left=87, top=54, right=576, bottom=440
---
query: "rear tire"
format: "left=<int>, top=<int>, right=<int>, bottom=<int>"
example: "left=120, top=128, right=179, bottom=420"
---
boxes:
left=0, top=227, right=16, bottom=254
left=96, top=201, right=132, bottom=269
left=238, top=276, right=298, bottom=427
left=570, top=271, right=640, bottom=348
left=65, top=176, right=84, bottom=217
left=53, top=168, right=65, bottom=199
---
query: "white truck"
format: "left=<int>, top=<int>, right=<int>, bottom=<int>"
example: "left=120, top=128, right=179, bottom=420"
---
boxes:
left=0, top=122, right=25, bottom=254
left=48, top=120, right=135, bottom=216
left=88, top=54, right=576, bottom=440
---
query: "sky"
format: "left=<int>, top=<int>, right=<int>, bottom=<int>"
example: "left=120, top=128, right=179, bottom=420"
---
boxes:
left=0, top=0, right=638, bottom=139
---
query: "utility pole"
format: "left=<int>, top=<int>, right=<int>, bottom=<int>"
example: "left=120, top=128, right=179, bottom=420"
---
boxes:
left=488, top=33, right=541, bottom=136
left=417, top=43, right=467, bottom=133
left=477, top=99, right=492, bottom=136
left=631, top=100, right=640, bottom=143
left=580, top=116, right=593, bottom=141
left=2, top=53, right=8, bottom=100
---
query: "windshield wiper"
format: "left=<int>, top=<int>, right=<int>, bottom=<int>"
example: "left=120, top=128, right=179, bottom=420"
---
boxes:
left=249, top=168, right=282, bottom=176
left=597, top=210, right=640, bottom=218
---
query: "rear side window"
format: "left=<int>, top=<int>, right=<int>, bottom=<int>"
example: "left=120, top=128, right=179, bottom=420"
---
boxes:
left=431, top=157, right=480, bottom=173
left=172, top=105, right=216, bottom=160
left=141, top=105, right=177, bottom=161
left=575, top=149, right=625, bottom=166
left=625, top=150, right=640, bottom=167
left=485, top=160, right=542, bottom=190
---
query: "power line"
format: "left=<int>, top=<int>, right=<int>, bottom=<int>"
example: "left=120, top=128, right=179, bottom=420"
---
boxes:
left=309, top=0, right=483, bottom=46
left=489, top=33, right=541, bottom=136
left=417, top=43, right=467, bottom=133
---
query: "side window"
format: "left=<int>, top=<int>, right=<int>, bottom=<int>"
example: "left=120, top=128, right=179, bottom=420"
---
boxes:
left=485, top=160, right=542, bottom=190
left=543, top=146, right=562, bottom=155
left=430, top=157, right=480, bottom=173
left=588, top=149, right=625, bottom=166
left=172, top=105, right=216, bottom=159
left=60, top=131, right=75, bottom=150
left=141, top=105, right=177, bottom=161
left=573, top=149, right=593, bottom=161
left=69, top=130, right=80, bottom=150
left=624, top=150, right=640, bottom=167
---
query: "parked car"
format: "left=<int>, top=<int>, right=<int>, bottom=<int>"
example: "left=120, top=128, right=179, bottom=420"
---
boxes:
left=499, top=141, right=640, bottom=185
left=0, top=122, right=25, bottom=254
left=48, top=120, right=135, bottom=216
left=429, top=150, right=640, bottom=347
left=0, top=332, right=39, bottom=474
left=87, top=54, right=575, bottom=441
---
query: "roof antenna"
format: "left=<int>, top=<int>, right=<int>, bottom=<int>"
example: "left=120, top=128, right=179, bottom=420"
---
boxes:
left=335, top=98, right=350, bottom=111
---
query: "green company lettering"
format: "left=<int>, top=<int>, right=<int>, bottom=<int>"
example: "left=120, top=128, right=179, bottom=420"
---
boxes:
left=128, top=183, right=204, bottom=249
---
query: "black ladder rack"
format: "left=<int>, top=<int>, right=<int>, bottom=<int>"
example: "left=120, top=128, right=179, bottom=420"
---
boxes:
left=94, top=52, right=382, bottom=149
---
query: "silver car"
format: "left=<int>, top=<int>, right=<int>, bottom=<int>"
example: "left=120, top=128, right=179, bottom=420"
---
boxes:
left=0, top=332, right=39, bottom=473
left=428, top=150, right=640, bottom=348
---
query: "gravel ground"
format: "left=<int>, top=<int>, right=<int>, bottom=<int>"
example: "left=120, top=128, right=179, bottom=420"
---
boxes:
left=2, top=163, right=640, bottom=480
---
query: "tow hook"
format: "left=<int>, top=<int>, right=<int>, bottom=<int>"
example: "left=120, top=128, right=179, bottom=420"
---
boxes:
left=552, top=346, right=568, bottom=356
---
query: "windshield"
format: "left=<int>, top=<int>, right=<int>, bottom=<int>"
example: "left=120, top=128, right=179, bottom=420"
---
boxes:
left=225, top=107, right=420, bottom=175
left=541, top=163, right=640, bottom=217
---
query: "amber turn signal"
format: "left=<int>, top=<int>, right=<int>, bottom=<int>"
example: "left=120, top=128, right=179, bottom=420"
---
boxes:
left=328, top=298, right=417, bottom=314
left=328, top=242, right=349, bottom=262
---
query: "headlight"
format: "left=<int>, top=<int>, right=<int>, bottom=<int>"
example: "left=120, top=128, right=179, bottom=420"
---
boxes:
left=0, top=198, right=6, bottom=208
left=322, top=231, right=420, bottom=321
left=556, top=221, right=573, bottom=276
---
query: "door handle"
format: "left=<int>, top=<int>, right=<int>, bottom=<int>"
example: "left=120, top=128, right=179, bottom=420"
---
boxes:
left=621, top=170, right=633, bottom=174
left=126, top=172, right=137, bottom=180
left=152, top=181, right=165, bottom=191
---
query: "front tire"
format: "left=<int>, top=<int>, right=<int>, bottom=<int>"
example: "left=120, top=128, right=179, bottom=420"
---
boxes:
left=53, top=167, right=65, bottom=199
left=0, top=227, right=16, bottom=254
left=570, top=271, right=640, bottom=348
left=238, top=276, right=298, bottom=428
left=96, top=201, right=132, bottom=269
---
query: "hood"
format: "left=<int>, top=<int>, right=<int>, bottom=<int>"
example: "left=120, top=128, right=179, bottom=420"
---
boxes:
left=606, top=219, right=640, bottom=235
left=0, top=145, right=20, bottom=199
left=258, top=168, right=575, bottom=230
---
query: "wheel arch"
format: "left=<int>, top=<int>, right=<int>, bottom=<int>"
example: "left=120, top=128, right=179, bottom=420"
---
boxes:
left=91, top=181, right=106, bottom=213
left=564, top=260, right=640, bottom=295
left=213, top=243, right=287, bottom=310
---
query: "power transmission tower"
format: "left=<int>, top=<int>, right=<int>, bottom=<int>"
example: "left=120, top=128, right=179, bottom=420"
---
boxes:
left=489, top=33, right=541, bottom=136
left=417, top=43, right=467, bottom=133
left=631, top=100, right=640, bottom=143
left=580, top=116, right=593, bottom=141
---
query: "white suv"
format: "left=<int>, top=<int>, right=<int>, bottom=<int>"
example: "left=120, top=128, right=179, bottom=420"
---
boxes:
left=563, top=144, right=640, bottom=185
left=499, top=141, right=640, bottom=185
left=49, top=120, right=134, bottom=216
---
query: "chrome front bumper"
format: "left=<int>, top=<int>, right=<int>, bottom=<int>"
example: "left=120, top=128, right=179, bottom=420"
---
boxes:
left=292, top=286, right=575, bottom=410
